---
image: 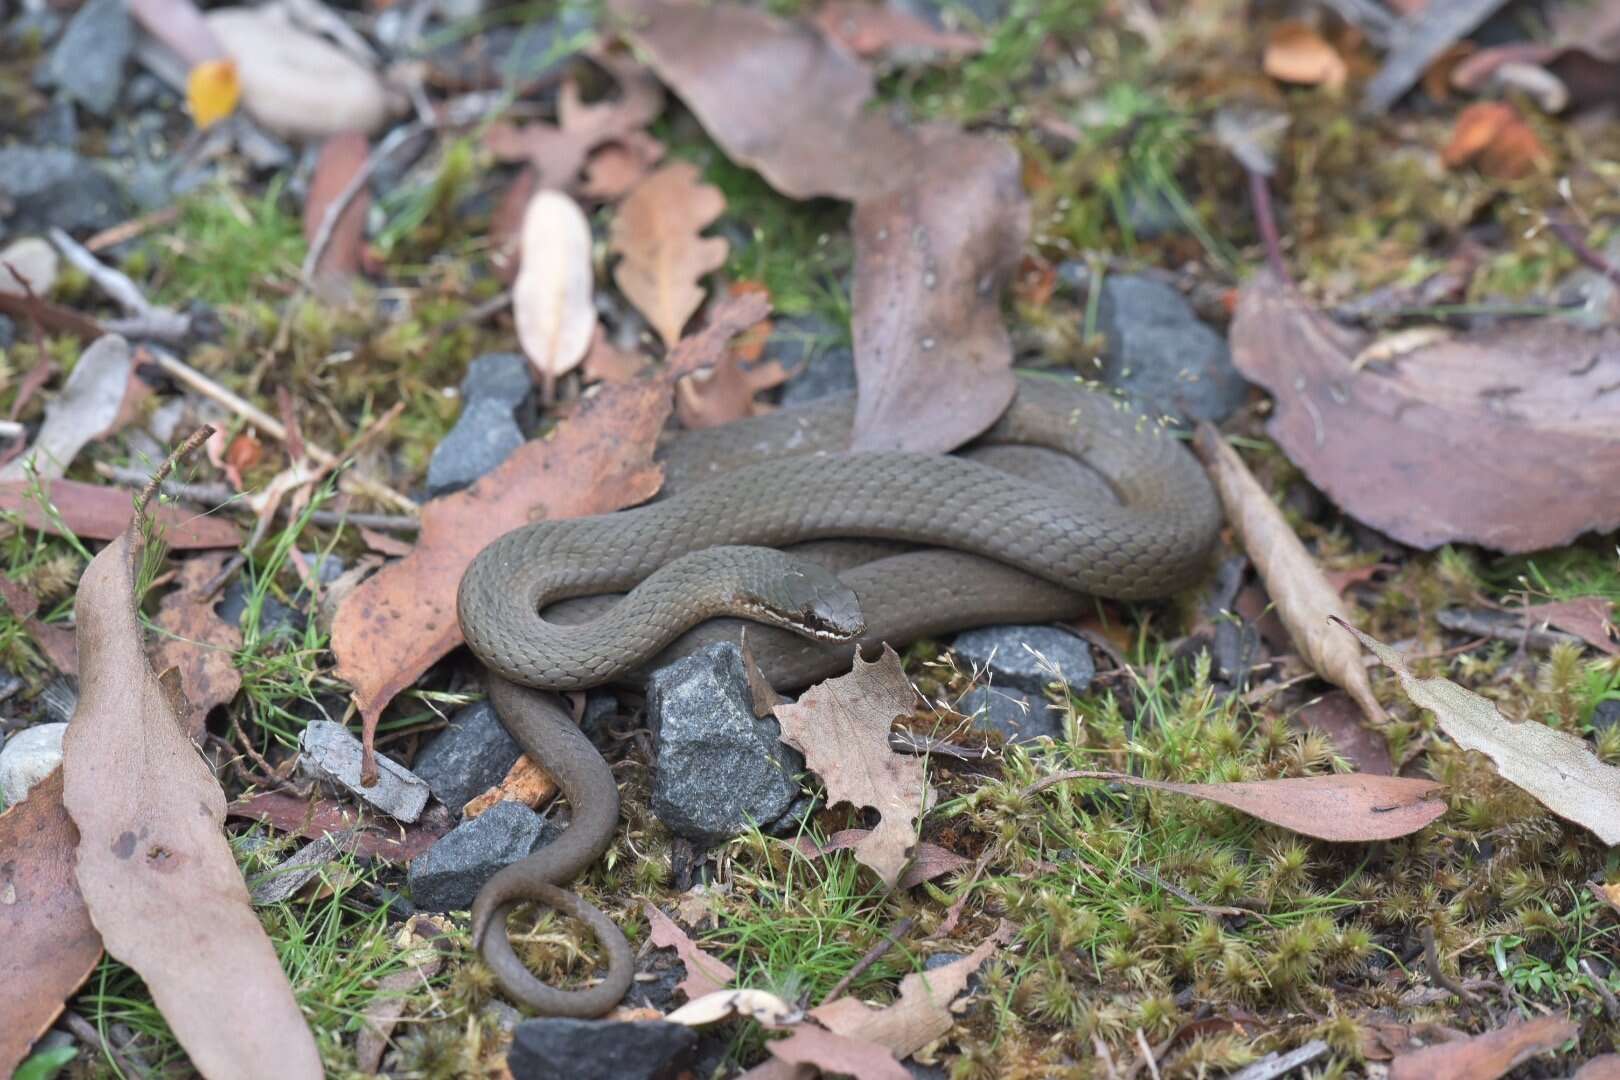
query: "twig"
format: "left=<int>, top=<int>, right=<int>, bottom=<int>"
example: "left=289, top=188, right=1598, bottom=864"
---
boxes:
left=1225, top=1039, right=1331, bottom=1080
left=84, top=206, right=182, bottom=252
left=136, top=427, right=214, bottom=519
left=299, top=121, right=428, bottom=289
left=49, top=227, right=190, bottom=342
left=92, top=464, right=423, bottom=532
left=1125, top=864, right=1253, bottom=919
left=1246, top=168, right=1290, bottom=285
left=1362, top=0, right=1512, bottom=113
left=1423, top=924, right=1479, bottom=1006
left=145, top=348, right=418, bottom=515
left=1582, top=958, right=1620, bottom=1020
left=59, top=1010, right=150, bottom=1079
left=1547, top=217, right=1620, bottom=286
left=819, top=916, right=916, bottom=1007
left=1134, top=1028, right=1162, bottom=1080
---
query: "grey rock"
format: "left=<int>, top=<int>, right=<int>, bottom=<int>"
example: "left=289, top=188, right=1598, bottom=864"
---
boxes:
left=958, top=685, right=1060, bottom=744
left=0, top=315, right=14, bottom=348
left=0, top=145, right=128, bottom=234
left=507, top=1018, right=697, bottom=1080
left=1122, top=184, right=1180, bottom=240
left=951, top=624, right=1095, bottom=695
left=413, top=700, right=523, bottom=816
left=30, top=97, right=78, bottom=149
left=425, top=354, right=536, bottom=496
left=123, top=72, right=177, bottom=111
left=764, top=789, right=821, bottom=837
left=298, top=720, right=430, bottom=823
left=216, top=581, right=304, bottom=639
left=775, top=315, right=857, bottom=406
left=581, top=689, right=619, bottom=741
left=1593, top=698, right=1620, bottom=733
left=1095, top=275, right=1248, bottom=426
left=408, top=800, right=555, bottom=911
left=647, top=643, right=805, bottom=845
left=6, top=9, right=62, bottom=49
left=0, top=721, right=67, bottom=805
left=38, top=0, right=133, bottom=116
left=462, top=351, right=535, bottom=409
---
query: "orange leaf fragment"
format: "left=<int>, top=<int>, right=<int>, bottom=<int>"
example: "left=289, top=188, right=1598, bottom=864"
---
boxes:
left=1442, top=102, right=1548, bottom=179
left=1264, top=23, right=1348, bottom=89
left=187, top=58, right=241, bottom=128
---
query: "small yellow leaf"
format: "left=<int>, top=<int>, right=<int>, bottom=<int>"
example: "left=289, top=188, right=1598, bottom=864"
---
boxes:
left=187, top=59, right=241, bottom=129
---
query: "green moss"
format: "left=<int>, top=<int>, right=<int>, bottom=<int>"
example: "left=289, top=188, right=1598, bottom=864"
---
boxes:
left=147, top=180, right=307, bottom=306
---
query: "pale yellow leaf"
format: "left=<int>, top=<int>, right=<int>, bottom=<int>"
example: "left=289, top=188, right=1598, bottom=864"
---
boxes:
left=513, top=189, right=597, bottom=388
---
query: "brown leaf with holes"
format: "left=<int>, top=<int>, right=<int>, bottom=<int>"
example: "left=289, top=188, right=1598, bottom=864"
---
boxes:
left=1032, top=770, right=1445, bottom=841
left=1442, top=101, right=1548, bottom=180
left=1230, top=271, right=1620, bottom=552
left=792, top=829, right=969, bottom=888
left=773, top=646, right=932, bottom=887
left=610, top=161, right=730, bottom=348
left=613, top=0, right=1027, bottom=453
left=63, top=520, right=321, bottom=1077
left=331, top=380, right=668, bottom=771
left=303, top=132, right=371, bottom=287
left=149, top=552, right=242, bottom=738
left=0, top=575, right=78, bottom=674
left=815, top=1, right=981, bottom=59
left=0, top=478, right=241, bottom=549
left=1264, top=22, right=1348, bottom=88
left=1390, top=1015, right=1577, bottom=1080
left=1194, top=423, right=1386, bottom=726
left=0, top=768, right=103, bottom=1078
left=1338, top=618, right=1620, bottom=844
left=645, top=903, right=737, bottom=1001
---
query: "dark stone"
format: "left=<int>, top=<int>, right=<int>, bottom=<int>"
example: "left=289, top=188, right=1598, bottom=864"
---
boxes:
left=123, top=72, right=177, bottom=111
left=958, top=685, right=1060, bottom=743
left=647, top=642, right=805, bottom=845
left=1094, top=275, right=1249, bottom=426
left=407, top=800, right=557, bottom=912
left=774, top=314, right=857, bottom=406
left=951, top=624, right=1095, bottom=695
left=1593, top=699, right=1620, bottom=733
left=413, top=700, right=524, bottom=815
left=38, top=0, right=133, bottom=116
left=764, top=789, right=821, bottom=836
left=0, top=145, right=128, bottom=234
left=216, top=581, right=304, bottom=639
left=0, top=315, right=14, bottom=349
left=1122, top=183, right=1180, bottom=240
left=30, top=97, right=78, bottom=149
left=581, top=689, right=619, bottom=742
left=425, top=353, right=536, bottom=496
left=6, top=10, right=62, bottom=47
left=507, top=1018, right=697, bottom=1080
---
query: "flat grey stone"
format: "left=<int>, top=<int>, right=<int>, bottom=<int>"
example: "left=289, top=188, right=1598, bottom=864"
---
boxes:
left=774, top=314, right=857, bottom=406
left=30, top=97, right=78, bottom=149
left=1593, top=699, right=1620, bottom=733
left=462, top=351, right=535, bottom=408
left=647, top=642, right=804, bottom=845
left=0, top=145, right=128, bottom=234
left=298, top=720, right=430, bottom=823
left=413, top=700, right=523, bottom=816
left=426, top=397, right=526, bottom=496
left=951, top=625, right=1095, bottom=695
left=0, top=722, right=67, bottom=805
left=38, top=0, right=133, bottom=116
left=407, top=799, right=555, bottom=911
left=958, top=686, right=1060, bottom=744
left=1095, top=275, right=1248, bottom=426
left=508, top=1018, right=697, bottom=1080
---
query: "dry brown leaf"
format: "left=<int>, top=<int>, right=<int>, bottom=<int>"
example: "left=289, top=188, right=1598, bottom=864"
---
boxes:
left=0, top=478, right=242, bottom=549
left=489, top=166, right=538, bottom=283
left=1442, top=101, right=1548, bottom=180
left=513, top=189, right=596, bottom=394
left=483, top=53, right=664, bottom=192
left=303, top=132, right=371, bottom=287
left=1389, top=1014, right=1576, bottom=1080
left=63, top=520, right=321, bottom=1077
left=665, top=292, right=774, bottom=378
left=1337, top=619, right=1620, bottom=844
left=815, top=1, right=981, bottom=59
left=0, top=575, right=78, bottom=674
left=767, top=1025, right=910, bottom=1080
left=226, top=791, right=446, bottom=863
left=791, top=829, right=970, bottom=889
left=331, top=380, right=668, bottom=770
left=1264, top=22, right=1348, bottom=88
left=580, top=131, right=667, bottom=203
left=613, top=0, right=1027, bottom=454
left=674, top=351, right=791, bottom=428
left=354, top=920, right=447, bottom=1073
left=645, top=903, right=737, bottom=1001
left=1519, top=596, right=1618, bottom=655
left=149, top=552, right=243, bottom=738
left=773, top=646, right=932, bottom=887
left=1591, top=879, right=1620, bottom=918
left=1194, top=424, right=1386, bottom=726
left=1229, top=271, right=1620, bottom=552
left=610, top=161, right=730, bottom=349
left=2, top=334, right=132, bottom=483
left=0, top=768, right=103, bottom=1077
left=583, top=325, right=651, bottom=385
left=462, top=755, right=558, bottom=818
left=1031, top=770, right=1446, bottom=841
left=1290, top=692, right=1394, bottom=775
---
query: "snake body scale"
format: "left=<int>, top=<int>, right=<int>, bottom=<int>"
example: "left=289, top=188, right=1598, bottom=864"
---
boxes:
left=458, top=373, right=1221, bottom=1016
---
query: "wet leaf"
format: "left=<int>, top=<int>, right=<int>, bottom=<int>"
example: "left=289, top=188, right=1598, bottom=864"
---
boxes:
left=1264, top=22, right=1348, bottom=89
left=1031, top=770, right=1446, bottom=841
left=513, top=190, right=596, bottom=392
left=0, top=769, right=103, bottom=1078
left=1291, top=692, right=1394, bottom=775
left=1, top=335, right=132, bottom=483
left=1194, top=424, right=1386, bottom=726
left=1389, top=1014, right=1576, bottom=1080
left=149, top=552, right=243, bottom=738
left=645, top=903, right=736, bottom=1001
left=1229, top=272, right=1620, bottom=552
left=0, top=479, right=242, bottom=550
left=302, top=132, right=371, bottom=286
left=1337, top=619, right=1620, bottom=844
left=63, top=519, right=321, bottom=1076
left=773, top=647, right=933, bottom=887
left=610, top=161, right=730, bottom=349
left=331, top=380, right=668, bottom=770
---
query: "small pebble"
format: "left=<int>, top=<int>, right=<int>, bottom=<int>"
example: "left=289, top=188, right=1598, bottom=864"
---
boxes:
left=298, top=720, right=430, bottom=823
left=407, top=800, right=554, bottom=912
left=0, top=722, right=68, bottom=805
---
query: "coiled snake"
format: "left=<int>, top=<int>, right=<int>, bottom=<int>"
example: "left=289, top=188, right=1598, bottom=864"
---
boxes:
left=457, top=372, right=1221, bottom=1015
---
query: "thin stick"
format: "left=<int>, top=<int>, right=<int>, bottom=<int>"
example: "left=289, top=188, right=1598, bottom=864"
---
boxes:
left=1246, top=168, right=1291, bottom=285
left=136, top=426, right=214, bottom=519
left=59, top=1010, right=150, bottom=1079
left=1135, top=1028, right=1163, bottom=1080
left=84, top=206, right=182, bottom=252
left=301, top=121, right=428, bottom=287
left=819, top=915, right=915, bottom=1006
left=49, top=227, right=190, bottom=342
left=1547, top=217, right=1620, bottom=286
left=1423, top=924, right=1479, bottom=1006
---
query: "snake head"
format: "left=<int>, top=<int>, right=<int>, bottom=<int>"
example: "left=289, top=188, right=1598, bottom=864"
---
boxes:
left=734, top=550, right=865, bottom=642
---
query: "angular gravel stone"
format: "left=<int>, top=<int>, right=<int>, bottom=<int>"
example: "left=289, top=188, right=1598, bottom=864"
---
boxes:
left=1094, top=275, right=1248, bottom=426
left=38, top=0, right=133, bottom=116
left=958, top=685, right=1060, bottom=744
left=425, top=353, right=536, bottom=495
left=951, top=624, right=1095, bottom=695
left=0, top=145, right=128, bottom=234
left=0, top=721, right=68, bottom=805
left=407, top=799, right=554, bottom=911
left=773, top=314, right=857, bottom=406
left=412, top=700, right=523, bottom=816
left=507, top=1018, right=697, bottom=1080
left=647, top=642, right=804, bottom=845
left=298, top=720, right=430, bottom=823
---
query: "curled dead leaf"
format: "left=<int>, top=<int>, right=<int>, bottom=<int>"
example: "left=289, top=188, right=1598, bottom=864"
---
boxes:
left=1442, top=101, right=1549, bottom=180
left=610, top=161, right=730, bottom=349
left=1389, top=1014, right=1577, bottom=1080
left=645, top=903, right=737, bottom=1001
left=666, top=988, right=802, bottom=1028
